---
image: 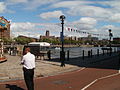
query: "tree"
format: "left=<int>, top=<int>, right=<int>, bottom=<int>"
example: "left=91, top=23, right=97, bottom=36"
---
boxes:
left=3, top=38, right=13, bottom=45
left=14, top=37, right=32, bottom=45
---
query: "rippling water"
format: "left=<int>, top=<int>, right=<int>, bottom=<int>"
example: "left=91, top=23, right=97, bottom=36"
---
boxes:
left=49, top=47, right=117, bottom=58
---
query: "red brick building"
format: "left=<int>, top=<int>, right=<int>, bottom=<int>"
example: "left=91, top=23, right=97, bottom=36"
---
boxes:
left=0, top=16, right=10, bottom=39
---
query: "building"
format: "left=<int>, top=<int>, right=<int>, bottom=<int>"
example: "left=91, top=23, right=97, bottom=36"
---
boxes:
left=113, top=37, right=120, bottom=42
left=0, top=16, right=10, bottom=39
left=40, top=30, right=55, bottom=40
left=113, top=37, right=120, bottom=43
left=80, top=35, right=98, bottom=41
left=46, top=30, right=49, bottom=37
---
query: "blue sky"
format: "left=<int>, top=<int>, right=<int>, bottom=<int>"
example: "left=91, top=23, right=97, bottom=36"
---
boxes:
left=0, top=0, right=120, bottom=39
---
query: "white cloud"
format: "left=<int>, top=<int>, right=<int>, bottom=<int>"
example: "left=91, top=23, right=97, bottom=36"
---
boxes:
left=68, top=5, right=112, bottom=20
left=0, top=2, right=6, bottom=13
left=11, top=22, right=38, bottom=37
left=101, top=25, right=119, bottom=32
left=3, top=0, right=120, bottom=38
left=52, top=1, right=92, bottom=8
left=8, top=0, right=28, bottom=4
left=11, top=22, right=36, bottom=31
left=10, top=21, right=120, bottom=39
left=77, top=17, right=97, bottom=25
left=10, top=22, right=62, bottom=38
left=99, top=24, right=120, bottom=37
left=110, top=13, right=120, bottom=22
left=39, top=11, right=64, bottom=20
left=24, top=0, right=59, bottom=10
left=70, top=17, right=97, bottom=30
left=51, top=1, right=113, bottom=22
left=96, top=0, right=120, bottom=23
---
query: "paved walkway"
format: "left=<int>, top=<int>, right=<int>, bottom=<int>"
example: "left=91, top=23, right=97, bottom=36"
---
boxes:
left=0, top=54, right=79, bottom=82
left=0, top=52, right=119, bottom=90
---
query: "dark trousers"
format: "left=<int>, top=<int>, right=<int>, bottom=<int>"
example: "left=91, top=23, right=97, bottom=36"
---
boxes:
left=23, top=67, right=34, bottom=90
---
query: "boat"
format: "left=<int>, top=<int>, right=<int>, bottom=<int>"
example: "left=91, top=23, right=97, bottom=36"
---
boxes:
left=23, top=42, right=51, bottom=56
left=55, top=47, right=61, bottom=50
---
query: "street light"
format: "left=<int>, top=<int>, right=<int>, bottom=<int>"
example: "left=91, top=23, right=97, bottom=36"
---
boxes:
left=59, top=15, right=65, bottom=67
left=108, top=29, right=113, bottom=56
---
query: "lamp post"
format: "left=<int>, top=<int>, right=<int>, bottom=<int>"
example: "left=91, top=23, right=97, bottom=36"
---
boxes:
left=108, top=29, right=113, bottom=56
left=59, top=15, right=65, bottom=67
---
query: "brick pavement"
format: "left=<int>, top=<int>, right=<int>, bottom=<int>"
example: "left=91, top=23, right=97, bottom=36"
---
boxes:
left=0, top=52, right=119, bottom=90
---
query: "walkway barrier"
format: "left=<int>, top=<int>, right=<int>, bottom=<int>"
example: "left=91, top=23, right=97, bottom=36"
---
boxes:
left=88, top=50, right=91, bottom=58
left=82, top=50, right=84, bottom=60
left=44, top=47, right=118, bottom=60
left=37, top=47, right=118, bottom=61
left=97, top=49, right=99, bottom=56
left=91, top=49, right=92, bottom=58
left=47, top=50, right=51, bottom=60
left=67, top=50, right=69, bottom=61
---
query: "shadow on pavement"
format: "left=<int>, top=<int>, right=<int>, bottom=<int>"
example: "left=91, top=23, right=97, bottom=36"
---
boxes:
left=0, top=60, right=7, bottom=63
left=6, top=84, right=24, bottom=90
left=46, top=53, right=120, bottom=70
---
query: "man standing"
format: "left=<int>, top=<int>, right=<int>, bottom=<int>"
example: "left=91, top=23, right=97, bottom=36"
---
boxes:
left=21, top=47, right=35, bottom=90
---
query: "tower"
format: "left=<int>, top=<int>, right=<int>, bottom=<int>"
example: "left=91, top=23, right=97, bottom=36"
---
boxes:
left=46, top=30, right=49, bottom=37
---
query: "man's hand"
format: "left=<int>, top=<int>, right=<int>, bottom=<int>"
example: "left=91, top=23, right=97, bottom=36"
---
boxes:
left=20, top=62, right=24, bottom=65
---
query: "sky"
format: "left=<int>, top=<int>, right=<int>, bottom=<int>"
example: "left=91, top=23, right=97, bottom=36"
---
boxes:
left=0, top=0, right=120, bottom=39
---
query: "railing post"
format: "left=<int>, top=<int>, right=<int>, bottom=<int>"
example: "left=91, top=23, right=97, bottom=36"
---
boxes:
left=107, top=49, right=109, bottom=55
left=88, top=50, right=90, bottom=58
left=97, top=49, right=99, bottom=56
left=67, top=50, right=69, bottom=61
left=118, top=51, right=120, bottom=67
left=109, top=48, right=112, bottom=56
left=102, top=49, right=104, bottom=55
left=47, top=50, right=51, bottom=60
left=83, top=50, right=84, bottom=60
left=91, top=49, right=92, bottom=58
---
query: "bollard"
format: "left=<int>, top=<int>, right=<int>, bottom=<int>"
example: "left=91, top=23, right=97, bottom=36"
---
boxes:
left=107, top=50, right=108, bottom=55
left=118, top=51, right=120, bottom=67
left=91, top=49, right=92, bottom=58
left=60, top=51, right=65, bottom=67
left=114, top=48, right=117, bottom=53
left=88, top=50, right=91, bottom=58
left=102, top=49, right=104, bottom=55
left=83, top=50, right=84, bottom=60
left=47, top=50, right=51, bottom=60
left=109, top=48, right=112, bottom=56
left=97, top=49, right=99, bottom=56
left=67, top=50, right=69, bottom=61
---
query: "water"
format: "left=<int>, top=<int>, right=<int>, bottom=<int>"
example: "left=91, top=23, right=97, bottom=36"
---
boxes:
left=49, top=47, right=117, bottom=59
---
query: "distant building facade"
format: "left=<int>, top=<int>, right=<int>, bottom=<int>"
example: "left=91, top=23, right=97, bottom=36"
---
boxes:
left=40, top=30, right=55, bottom=40
left=46, top=30, right=49, bottom=37
left=80, top=35, right=98, bottom=41
left=113, top=37, right=120, bottom=42
left=0, top=16, right=10, bottom=38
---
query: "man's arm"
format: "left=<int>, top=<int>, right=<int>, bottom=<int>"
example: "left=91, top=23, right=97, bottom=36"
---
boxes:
left=21, top=56, right=24, bottom=65
left=33, top=55, right=36, bottom=69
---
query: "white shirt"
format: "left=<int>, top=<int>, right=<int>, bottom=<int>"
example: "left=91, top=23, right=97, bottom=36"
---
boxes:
left=21, top=52, right=35, bottom=69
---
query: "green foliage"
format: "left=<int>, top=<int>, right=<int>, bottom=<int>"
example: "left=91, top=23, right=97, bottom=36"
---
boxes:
left=3, top=38, right=13, bottom=45
left=112, top=41, right=120, bottom=44
left=14, top=37, right=33, bottom=45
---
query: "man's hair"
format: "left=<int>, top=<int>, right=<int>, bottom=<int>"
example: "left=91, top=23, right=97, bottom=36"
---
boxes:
left=25, top=47, right=30, bottom=52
